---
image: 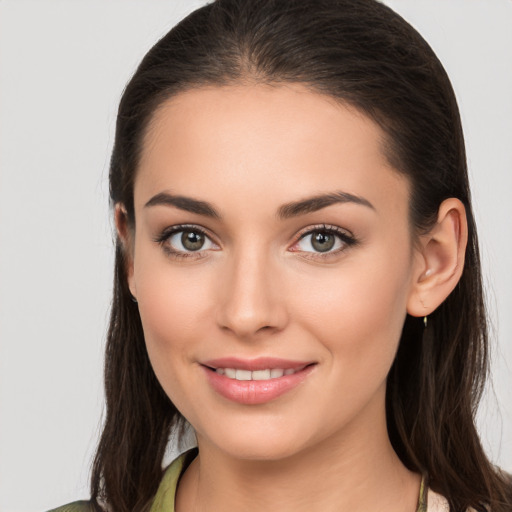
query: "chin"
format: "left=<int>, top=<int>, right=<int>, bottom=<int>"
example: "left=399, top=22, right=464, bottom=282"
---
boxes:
left=220, top=438, right=304, bottom=461
left=196, top=417, right=319, bottom=462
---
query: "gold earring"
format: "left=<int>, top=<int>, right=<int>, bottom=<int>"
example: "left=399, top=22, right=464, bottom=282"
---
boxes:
left=423, top=316, right=428, bottom=328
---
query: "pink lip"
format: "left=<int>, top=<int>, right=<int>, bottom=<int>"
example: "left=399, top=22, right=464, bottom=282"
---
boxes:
left=201, top=358, right=316, bottom=405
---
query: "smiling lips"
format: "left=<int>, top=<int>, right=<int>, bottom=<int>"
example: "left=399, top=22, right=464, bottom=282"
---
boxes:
left=216, top=367, right=301, bottom=380
left=201, top=357, right=316, bottom=405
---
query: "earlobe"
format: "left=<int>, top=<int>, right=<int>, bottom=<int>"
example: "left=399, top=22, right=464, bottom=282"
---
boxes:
left=407, top=198, right=468, bottom=317
left=114, top=204, right=137, bottom=299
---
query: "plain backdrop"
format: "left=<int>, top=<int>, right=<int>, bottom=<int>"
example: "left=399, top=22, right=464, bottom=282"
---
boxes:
left=0, top=1, right=511, bottom=510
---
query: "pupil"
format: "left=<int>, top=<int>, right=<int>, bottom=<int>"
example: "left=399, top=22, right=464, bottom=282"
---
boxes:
left=182, top=231, right=204, bottom=251
left=312, top=231, right=334, bottom=252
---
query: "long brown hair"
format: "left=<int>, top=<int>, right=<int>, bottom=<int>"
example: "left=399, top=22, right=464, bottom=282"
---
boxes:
left=91, top=1, right=512, bottom=510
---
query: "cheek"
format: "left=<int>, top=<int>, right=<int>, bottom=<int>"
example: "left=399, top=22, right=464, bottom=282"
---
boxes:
left=133, top=250, right=213, bottom=382
left=292, top=249, right=412, bottom=377
left=136, top=270, right=214, bottom=418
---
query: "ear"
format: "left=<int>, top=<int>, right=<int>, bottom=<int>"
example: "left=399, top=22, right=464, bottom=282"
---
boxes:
left=407, top=198, right=468, bottom=317
left=114, top=203, right=137, bottom=300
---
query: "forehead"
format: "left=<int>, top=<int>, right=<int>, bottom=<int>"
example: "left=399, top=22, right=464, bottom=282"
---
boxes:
left=135, top=83, right=409, bottom=219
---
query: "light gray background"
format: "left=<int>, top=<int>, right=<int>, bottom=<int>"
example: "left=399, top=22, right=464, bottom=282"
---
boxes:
left=0, top=1, right=511, bottom=510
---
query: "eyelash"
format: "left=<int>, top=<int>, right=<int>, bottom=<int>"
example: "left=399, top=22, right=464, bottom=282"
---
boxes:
left=153, top=223, right=358, bottom=261
left=154, top=224, right=214, bottom=261
left=292, top=224, right=358, bottom=260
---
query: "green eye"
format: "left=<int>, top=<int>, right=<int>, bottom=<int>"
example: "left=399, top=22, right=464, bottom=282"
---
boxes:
left=310, top=231, right=336, bottom=252
left=297, top=230, right=343, bottom=253
left=156, top=225, right=217, bottom=258
left=293, top=225, right=357, bottom=257
left=181, top=231, right=205, bottom=251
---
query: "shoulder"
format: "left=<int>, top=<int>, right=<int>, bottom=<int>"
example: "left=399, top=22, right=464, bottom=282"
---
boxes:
left=46, top=449, right=198, bottom=512
left=426, top=488, right=450, bottom=511
left=426, top=488, right=483, bottom=512
left=149, top=448, right=198, bottom=512
left=46, top=501, right=95, bottom=512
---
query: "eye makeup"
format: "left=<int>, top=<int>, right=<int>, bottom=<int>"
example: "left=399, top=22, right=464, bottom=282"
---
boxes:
left=153, top=223, right=218, bottom=260
left=153, top=222, right=359, bottom=262
left=290, top=223, right=358, bottom=261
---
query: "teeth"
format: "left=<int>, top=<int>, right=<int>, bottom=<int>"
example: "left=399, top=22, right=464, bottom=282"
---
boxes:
left=252, top=369, right=271, bottom=380
left=224, top=368, right=236, bottom=379
left=235, top=369, right=252, bottom=381
left=215, top=367, right=298, bottom=380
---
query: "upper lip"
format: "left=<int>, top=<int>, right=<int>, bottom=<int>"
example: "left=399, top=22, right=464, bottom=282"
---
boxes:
left=201, top=357, right=316, bottom=371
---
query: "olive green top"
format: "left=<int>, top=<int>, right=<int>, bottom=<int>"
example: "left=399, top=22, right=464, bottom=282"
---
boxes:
left=48, top=450, right=434, bottom=512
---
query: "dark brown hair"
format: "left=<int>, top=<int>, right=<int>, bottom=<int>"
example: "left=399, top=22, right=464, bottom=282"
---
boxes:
left=91, top=1, right=512, bottom=510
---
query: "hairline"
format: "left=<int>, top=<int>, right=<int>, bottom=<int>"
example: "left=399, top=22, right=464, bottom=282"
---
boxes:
left=127, top=79, right=421, bottom=242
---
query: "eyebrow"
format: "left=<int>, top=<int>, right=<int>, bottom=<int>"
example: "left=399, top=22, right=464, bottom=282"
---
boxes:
left=144, top=190, right=375, bottom=219
left=277, top=191, right=375, bottom=219
left=144, top=192, right=221, bottom=218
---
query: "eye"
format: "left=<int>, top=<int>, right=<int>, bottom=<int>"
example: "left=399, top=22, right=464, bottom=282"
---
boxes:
left=291, top=225, right=357, bottom=257
left=155, top=225, right=218, bottom=259
left=169, top=230, right=213, bottom=252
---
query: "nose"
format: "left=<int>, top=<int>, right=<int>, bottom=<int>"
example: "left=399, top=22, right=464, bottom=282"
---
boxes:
left=215, top=247, right=288, bottom=339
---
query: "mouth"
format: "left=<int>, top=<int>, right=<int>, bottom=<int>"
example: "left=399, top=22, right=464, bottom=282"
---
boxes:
left=201, top=357, right=317, bottom=405
left=205, top=365, right=309, bottom=381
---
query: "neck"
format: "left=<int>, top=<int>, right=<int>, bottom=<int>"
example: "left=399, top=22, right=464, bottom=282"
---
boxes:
left=176, top=394, right=421, bottom=512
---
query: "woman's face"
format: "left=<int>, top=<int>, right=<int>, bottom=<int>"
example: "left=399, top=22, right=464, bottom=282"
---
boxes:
left=128, top=84, right=423, bottom=460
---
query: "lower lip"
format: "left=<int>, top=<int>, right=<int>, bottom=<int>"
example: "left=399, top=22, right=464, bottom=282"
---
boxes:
left=202, top=365, right=316, bottom=405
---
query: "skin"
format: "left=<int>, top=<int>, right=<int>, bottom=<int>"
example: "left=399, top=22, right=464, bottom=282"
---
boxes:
left=117, top=83, right=467, bottom=512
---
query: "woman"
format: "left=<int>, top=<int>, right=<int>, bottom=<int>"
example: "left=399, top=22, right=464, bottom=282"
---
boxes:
left=51, top=0, right=512, bottom=511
